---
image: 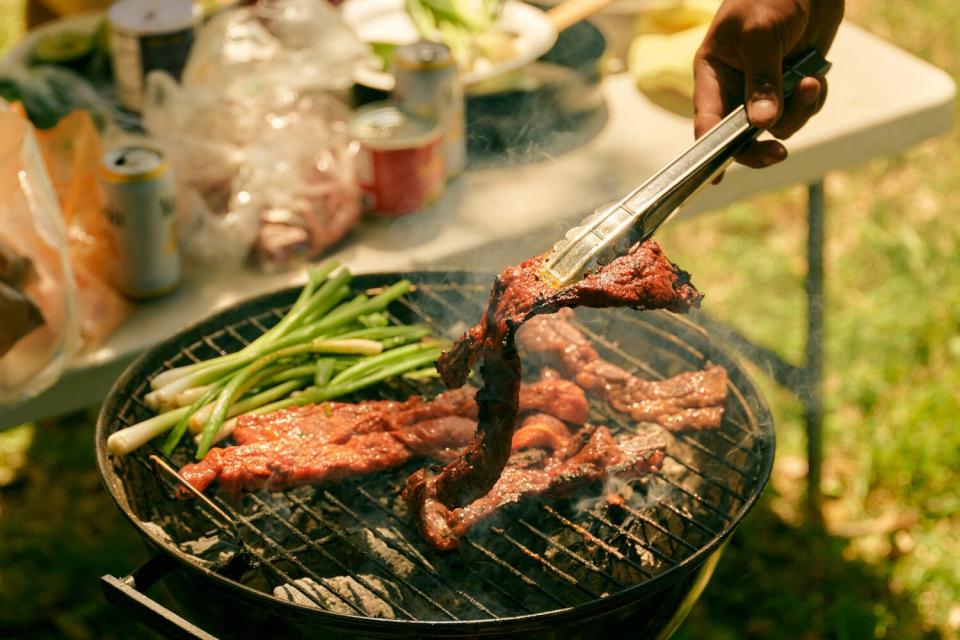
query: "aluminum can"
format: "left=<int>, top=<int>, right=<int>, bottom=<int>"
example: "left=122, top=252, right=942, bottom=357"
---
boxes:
left=108, top=0, right=200, bottom=112
left=393, top=41, right=466, bottom=178
left=99, top=146, right=181, bottom=298
left=351, top=102, right=445, bottom=217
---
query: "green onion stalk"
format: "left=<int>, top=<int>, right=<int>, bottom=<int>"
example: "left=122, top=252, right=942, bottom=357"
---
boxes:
left=107, top=269, right=446, bottom=459
left=145, top=275, right=412, bottom=410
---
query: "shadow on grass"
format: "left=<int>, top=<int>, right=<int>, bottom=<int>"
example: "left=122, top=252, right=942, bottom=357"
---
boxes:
left=0, top=410, right=168, bottom=640
left=676, top=491, right=939, bottom=640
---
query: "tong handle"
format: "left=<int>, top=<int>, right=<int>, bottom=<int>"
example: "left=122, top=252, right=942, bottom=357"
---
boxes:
left=540, top=49, right=830, bottom=288
left=626, top=48, right=831, bottom=239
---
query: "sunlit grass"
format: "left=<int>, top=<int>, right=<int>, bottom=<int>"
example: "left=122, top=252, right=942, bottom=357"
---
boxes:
left=664, top=1, right=960, bottom=635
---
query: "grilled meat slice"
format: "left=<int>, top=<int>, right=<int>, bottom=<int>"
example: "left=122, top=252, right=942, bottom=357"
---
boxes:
left=437, top=241, right=702, bottom=389
left=183, top=414, right=497, bottom=496
left=518, top=310, right=728, bottom=431
left=518, top=377, right=589, bottom=425
left=405, top=425, right=667, bottom=551
left=232, top=387, right=479, bottom=445
left=177, top=380, right=589, bottom=496
left=232, top=378, right=586, bottom=445
left=425, top=347, right=522, bottom=509
left=417, top=240, right=700, bottom=512
left=178, top=413, right=580, bottom=497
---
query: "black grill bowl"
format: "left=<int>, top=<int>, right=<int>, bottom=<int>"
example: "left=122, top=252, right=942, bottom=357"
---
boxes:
left=96, top=271, right=774, bottom=639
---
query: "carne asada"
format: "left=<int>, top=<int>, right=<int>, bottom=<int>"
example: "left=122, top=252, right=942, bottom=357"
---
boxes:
left=177, top=379, right=588, bottom=495
left=405, top=424, right=667, bottom=550
left=518, top=310, right=728, bottom=430
left=407, top=240, right=700, bottom=518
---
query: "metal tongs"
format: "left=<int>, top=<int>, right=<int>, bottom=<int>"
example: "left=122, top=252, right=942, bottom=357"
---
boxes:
left=540, top=48, right=832, bottom=288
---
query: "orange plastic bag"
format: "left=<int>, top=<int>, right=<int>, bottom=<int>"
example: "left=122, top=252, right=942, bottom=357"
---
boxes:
left=0, top=102, right=79, bottom=404
left=33, top=110, right=132, bottom=347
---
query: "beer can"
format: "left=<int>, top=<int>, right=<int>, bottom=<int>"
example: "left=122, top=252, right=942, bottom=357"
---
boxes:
left=393, top=41, right=466, bottom=178
left=108, top=0, right=200, bottom=112
left=99, top=146, right=181, bottom=298
left=351, top=102, right=445, bottom=217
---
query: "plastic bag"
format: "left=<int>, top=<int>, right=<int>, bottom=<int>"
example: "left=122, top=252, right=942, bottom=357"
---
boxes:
left=0, top=101, right=80, bottom=405
left=182, top=0, right=368, bottom=95
left=141, top=0, right=363, bottom=272
left=34, top=110, right=132, bottom=346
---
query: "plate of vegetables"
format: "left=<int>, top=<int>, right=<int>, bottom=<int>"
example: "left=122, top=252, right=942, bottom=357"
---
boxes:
left=342, top=0, right=560, bottom=91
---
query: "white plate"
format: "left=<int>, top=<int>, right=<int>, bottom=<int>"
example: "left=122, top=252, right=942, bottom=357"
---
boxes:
left=341, top=0, right=558, bottom=91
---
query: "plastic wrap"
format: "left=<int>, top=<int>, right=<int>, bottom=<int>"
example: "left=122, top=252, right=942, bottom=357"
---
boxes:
left=141, top=0, right=364, bottom=271
left=182, top=0, right=368, bottom=95
left=0, top=102, right=80, bottom=405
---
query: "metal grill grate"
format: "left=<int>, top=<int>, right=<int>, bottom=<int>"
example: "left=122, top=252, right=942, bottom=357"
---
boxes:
left=101, top=273, right=773, bottom=625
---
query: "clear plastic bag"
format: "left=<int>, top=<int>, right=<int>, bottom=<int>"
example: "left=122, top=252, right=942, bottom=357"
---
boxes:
left=182, top=0, right=369, bottom=96
left=0, top=102, right=80, bottom=405
left=141, top=0, right=364, bottom=272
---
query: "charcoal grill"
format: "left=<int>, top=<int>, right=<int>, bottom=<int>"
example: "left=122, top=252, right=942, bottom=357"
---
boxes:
left=96, top=271, right=774, bottom=639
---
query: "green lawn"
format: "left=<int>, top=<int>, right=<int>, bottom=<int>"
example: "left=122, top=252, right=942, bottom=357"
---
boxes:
left=1, top=1, right=959, bottom=638
left=664, top=1, right=960, bottom=637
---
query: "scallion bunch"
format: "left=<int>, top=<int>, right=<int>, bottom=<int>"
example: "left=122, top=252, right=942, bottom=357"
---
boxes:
left=107, top=262, right=445, bottom=459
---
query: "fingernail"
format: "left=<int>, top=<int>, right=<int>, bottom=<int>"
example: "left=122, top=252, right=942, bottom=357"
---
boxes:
left=801, top=83, right=821, bottom=106
left=763, top=147, right=787, bottom=166
left=750, top=99, right=778, bottom=125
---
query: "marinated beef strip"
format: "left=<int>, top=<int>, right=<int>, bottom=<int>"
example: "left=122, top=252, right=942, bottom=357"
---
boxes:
left=409, top=240, right=701, bottom=516
left=231, top=387, right=479, bottom=445
left=518, top=310, right=729, bottom=431
left=180, top=415, right=491, bottom=496
left=177, top=380, right=589, bottom=496
left=437, top=241, right=702, bottom=389
left=409, top=425, right=668, bottom=551
left=178, top=412, right=583, bottom=497
left=231, top=378, right=586, bottom=445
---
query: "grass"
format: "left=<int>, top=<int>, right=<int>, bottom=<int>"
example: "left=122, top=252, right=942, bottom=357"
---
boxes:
left=661, top=1, right=960, bottom=636
left=2, top=1, right=960, bottom=638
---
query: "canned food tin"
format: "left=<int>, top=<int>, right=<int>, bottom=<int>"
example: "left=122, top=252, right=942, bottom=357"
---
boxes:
left=393, top=41, right=466, bottom=178
left=99, top=146, right=181, bottom=298
left=351, top=102, right=445, bottom=217
left=108, top=0, right=200, bottom=112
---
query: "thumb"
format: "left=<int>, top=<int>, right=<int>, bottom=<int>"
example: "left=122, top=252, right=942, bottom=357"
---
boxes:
left=740, top=29, right=784, bottom=129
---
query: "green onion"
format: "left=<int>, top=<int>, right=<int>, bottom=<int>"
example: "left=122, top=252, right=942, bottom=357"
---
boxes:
left=109, top=270, right=443, bottom=459
left=247, top=345, right=445, bottom=417
left=314, top=359, right=336, bottom=386
left=195, top=339, right=384, bottom=459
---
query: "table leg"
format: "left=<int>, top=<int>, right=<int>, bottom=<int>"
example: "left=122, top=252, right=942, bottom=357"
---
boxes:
left=804, top=180, right=826, bottom=524
left=695, top=179, right=827, bottom=525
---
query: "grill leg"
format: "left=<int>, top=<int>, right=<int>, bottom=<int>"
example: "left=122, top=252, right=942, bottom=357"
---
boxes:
left=804, top=180, right=826, bottom=525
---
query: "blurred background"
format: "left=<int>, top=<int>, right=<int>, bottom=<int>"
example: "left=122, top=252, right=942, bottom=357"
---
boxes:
left=0, top=0, right=957, bottom=638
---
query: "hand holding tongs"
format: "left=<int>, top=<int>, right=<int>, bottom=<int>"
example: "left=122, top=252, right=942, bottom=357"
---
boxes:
left=540, top=48, right=832, bottom=288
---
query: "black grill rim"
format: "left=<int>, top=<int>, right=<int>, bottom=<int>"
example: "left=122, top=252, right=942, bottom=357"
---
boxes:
left=95, top=270, right=775, bottom=634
